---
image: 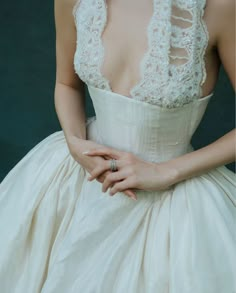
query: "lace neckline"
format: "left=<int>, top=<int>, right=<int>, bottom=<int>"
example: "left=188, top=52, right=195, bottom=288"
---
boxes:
left=73, top=0, right=211, bottom=108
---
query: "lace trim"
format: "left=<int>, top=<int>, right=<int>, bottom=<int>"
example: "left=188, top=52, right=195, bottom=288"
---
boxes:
left=73, top=0, right=210, bottom=109
left=73, top=0, right=110, bottom=90
left=199, top=0, right=209, bottom=87
left=130, top=1, right=172, bottom=104
left=72, top=0, right=81, bottom=21
left=129, top=0, right=209, bottom=108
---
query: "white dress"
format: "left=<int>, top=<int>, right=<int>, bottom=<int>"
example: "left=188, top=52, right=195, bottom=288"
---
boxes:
left=0, top=0, right=235, bottom=292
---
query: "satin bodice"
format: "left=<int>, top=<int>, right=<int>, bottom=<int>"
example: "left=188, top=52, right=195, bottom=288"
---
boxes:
left=87, top=86, right=212, bottom=163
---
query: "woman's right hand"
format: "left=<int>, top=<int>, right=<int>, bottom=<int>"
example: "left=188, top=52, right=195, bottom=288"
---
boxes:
left=67, top=136, right=137, bottom=200
left=68, top=136, right=107, bottom=177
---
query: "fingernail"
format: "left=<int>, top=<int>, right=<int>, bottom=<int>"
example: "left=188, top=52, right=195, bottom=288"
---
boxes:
left=82, top=151, right=90, bottom=155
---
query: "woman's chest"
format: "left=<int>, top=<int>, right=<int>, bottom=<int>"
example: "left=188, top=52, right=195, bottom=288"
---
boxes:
left=73, top=0, right=210, bottom=108
left=100, top=0, right=153, bottom=94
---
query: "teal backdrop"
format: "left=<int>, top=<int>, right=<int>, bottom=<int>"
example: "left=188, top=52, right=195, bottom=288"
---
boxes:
left=0, top=1, right=235, bottom=182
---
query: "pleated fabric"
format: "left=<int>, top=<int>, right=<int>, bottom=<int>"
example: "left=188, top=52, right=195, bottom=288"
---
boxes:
left=0, top=87, right=236, bottom=292
left=0, top=129, right=235, bottom=292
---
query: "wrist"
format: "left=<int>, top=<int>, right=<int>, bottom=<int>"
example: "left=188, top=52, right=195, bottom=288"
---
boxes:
left=165, top=155, right=193, bottom=185
left=152, top=161, right=181, bottom=188
left=163, top=161, right=181, bottom=185
left=67, top=134, right=84, bottom=145
left=66, top=135, right=86, bottom=157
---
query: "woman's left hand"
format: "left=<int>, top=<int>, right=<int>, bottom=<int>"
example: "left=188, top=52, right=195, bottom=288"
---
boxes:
left=83, top=147, right=179, bottom=196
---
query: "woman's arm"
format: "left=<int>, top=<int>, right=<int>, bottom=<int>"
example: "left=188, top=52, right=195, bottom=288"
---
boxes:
left=54, top=0, right=109, bottom=172
left=54, top=0, right=86, bottom=145
left=166, top=130, right=235, bottom=185
left=54, top=0, right=109, bottom=171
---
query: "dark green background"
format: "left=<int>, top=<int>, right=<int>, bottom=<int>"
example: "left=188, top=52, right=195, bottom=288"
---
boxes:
left=0, top=1, right=235, bottom=182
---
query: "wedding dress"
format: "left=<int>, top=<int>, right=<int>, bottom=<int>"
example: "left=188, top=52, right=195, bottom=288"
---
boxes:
left=0, top=0, right=235, bottom=292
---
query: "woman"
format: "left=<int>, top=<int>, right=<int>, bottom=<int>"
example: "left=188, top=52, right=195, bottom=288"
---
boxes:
left=0, top=0, right=235, bottom=292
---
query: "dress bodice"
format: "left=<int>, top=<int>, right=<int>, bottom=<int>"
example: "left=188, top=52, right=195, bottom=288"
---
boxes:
left=87, top=85, right=212, bottom=163
left=73, top=0, right=212, bottom=109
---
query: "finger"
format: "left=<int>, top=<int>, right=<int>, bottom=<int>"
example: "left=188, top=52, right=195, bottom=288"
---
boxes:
left=97, top=172, right=137, bottom=200
left=96, top=170, right=111, bottom=183
left=83, top=147, right=121, bottom=159
left=123, top=189, right=137, bottom=200
left=88, top=162, right=111, bottom=181
left=89, top=160, right=122, bottom=181
left=89, top=169, right=106, bottom=181
left=109, top=179, right=134, bottom=197
left=102, top=171, right=126, bottom=192
left=103, top=155, right=112, bottom=160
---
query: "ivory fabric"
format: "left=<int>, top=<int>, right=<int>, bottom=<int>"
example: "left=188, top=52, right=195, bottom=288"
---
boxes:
left=0, top=87, right=236, bottom=292
left=0, top=0, right=236, bottom=292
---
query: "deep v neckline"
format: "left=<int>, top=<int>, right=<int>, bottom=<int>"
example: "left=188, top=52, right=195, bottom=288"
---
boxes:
left=99, top=0, right=157, bottom=98
left=73, top=0, right=211, bottom=108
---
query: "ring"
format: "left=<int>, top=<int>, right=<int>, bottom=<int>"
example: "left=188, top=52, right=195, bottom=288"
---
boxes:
left=110, top=159, right=118, bottom=172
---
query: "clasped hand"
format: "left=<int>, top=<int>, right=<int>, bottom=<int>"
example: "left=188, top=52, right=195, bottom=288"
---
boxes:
left=83, top=146, right=178, bottom=200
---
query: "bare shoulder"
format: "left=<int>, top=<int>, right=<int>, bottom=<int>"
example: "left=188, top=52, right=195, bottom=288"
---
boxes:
left=54, top=0, right=78, bottom=17
left=54, top=0, right=78, bottom=32
left=205, top=0, right=235, bottom=44
left=207, top=0, right=235, bottom=11
left=205, top=0, right=235, bottom=89
left=206, top=0, right=235, bottom=16
left=54, top=0, right=82, bottom=88
left=55, top=0, right=77, bottom=7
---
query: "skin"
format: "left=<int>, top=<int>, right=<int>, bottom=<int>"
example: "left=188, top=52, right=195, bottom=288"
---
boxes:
left=55, top=0, right=235, bottom=200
